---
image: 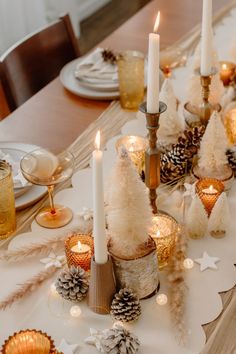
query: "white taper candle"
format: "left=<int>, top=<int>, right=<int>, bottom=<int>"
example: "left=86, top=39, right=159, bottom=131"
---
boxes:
left=92, top=130, right=108, bottom=264
left=200, top=0, right=212, bottom=76
left=147, top=12, right=160, bottom=113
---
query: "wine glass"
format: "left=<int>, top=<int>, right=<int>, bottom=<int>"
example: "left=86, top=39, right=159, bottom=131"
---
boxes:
left=20, top=148, right=74, bottom=228
left=160, top=46, right=187, bottom=77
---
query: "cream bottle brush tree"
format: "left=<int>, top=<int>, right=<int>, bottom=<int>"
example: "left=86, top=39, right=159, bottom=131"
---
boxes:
left=157, top=78, right=185, bottom=146
left=186, top=195, right=208, bottom=239
left=198, top=111, right=228, bottom=175
left=106, top=147, right=152, bottom=258
left=208, top=192, right=230, bottom=237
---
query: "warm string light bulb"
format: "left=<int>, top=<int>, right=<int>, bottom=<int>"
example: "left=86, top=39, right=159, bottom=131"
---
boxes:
left=183, top=258, right=194, bottom=269
left=70, top=305, right=82, bottom=318
left=156, top=294, right=168, bottom=306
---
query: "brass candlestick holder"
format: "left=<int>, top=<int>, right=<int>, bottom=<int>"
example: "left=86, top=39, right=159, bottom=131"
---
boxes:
left=139, top=101, right=167, bottom=214
left=195, top=67, right=220, bottom=125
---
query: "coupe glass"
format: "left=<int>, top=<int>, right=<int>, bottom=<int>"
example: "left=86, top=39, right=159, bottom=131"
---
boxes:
left=160, top=46, right=187, bottom=77
left=20, top=148, right=74, bottom=228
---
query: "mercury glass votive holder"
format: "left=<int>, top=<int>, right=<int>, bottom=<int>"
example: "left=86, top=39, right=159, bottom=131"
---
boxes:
left=65, top=233, right=94, bottom=271
left=196, top=178, right=224, bottom=216
left=1, top=329, right=56, bottom=354
left=116, top=135, right=148, bottom=176
left=149, top=213, right=178, bottom=269
left=220, top=61, right=236, bottom=86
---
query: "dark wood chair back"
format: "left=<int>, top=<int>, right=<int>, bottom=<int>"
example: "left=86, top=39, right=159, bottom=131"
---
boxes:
left=0, top=14, right=80, bottom=112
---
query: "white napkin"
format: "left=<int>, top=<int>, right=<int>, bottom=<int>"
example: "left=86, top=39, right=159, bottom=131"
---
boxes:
left=0, top=150, right=28, bottom=188
left=75, top=48, right=118, bottom=84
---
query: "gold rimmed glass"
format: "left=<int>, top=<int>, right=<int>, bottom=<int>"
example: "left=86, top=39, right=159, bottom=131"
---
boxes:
left=20, top=149, right=74, bottom=228
left=160, top=46, right=187, bottom=77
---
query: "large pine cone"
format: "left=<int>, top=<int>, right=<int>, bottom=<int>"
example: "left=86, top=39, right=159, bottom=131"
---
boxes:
left=110, top=288, right=141, bottom=323
left=100, top=325, right=140, bottom=354
left=56, top=266, right=89, bottom=302
left=226, top=148, right=236, bottom=175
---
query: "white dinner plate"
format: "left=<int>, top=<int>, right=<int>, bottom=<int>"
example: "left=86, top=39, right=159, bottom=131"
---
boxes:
left=60, top=58, right=120, bottom=100
left=0, top=142, right=47, bottom=210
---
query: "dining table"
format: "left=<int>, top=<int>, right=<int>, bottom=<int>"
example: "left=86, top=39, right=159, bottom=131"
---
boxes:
left=0, top=0, right=235, bottom=353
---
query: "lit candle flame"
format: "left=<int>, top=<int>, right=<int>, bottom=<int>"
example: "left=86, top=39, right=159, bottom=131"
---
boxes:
left=154, top=11, right=160, bottom=33
left=156, top=230, right=161, bottom=237
left=209, top=185, right=213, bottom=192
left=222, top=63, right=227, bottom=70
left=78, top=241, right=82, bottom=251
left=95, top=130, right=101, bottom=150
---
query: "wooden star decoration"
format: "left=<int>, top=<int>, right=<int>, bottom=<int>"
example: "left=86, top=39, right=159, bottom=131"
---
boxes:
left=194, top=251, right=220, bottom=271
left=57, top=338, right=79, bottom=354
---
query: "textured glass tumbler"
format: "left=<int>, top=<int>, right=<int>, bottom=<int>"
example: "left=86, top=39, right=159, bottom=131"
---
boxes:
left=0, top=161, right=16, bottom=239
left=117, top=51, right=144, bottom=110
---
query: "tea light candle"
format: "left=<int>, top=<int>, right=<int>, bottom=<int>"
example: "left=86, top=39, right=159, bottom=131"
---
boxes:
left=156, top=293, right=168, bottom=305
left=196, top=178, right=224, bottom=216
left=220, top=61, right=236, bottom=86
left=65, top=233, right=94, bottom=271
left=183, top=258, right=194, bottom=269
left=150, top=213, right=178, bottom=269
left=116, top=135, right=148, bottom=175
left=70, top=305, right=82, bottom=318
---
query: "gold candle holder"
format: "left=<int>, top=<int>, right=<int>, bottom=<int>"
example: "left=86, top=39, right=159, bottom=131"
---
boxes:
left=149, top=213, right=178, bottom=269
left=195, top=67, right=221, bottom=126
left=139, top=101, right=167, bottom=214
left=65, top=233, right=94, bottom=271
left=1, top=329, right=56, bottom=354
left=220, top=61, right=236, bottom=86
left=116, top=135, right=148, bottom=176
left=196, top=178, right=224, bottom=216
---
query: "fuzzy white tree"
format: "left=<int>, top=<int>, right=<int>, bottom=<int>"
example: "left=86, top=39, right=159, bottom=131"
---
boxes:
left=157, top=78, right=185, bottom=146
left=186, top=41, right=224, bottom=108
left=106, top=147, right=152, bottom=258
left=208, top=192, right=230, bottom=237
left=198, top=111, right=228, bottom=175
left=186, top=195, right=208, bottom=239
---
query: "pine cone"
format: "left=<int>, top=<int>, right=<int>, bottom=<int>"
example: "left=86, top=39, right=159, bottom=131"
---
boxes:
left=101, top=49, right=117, bottom=64
left=161, top=161, right=186, bottom=183
left=56, top=266, right=89, bottom=302
left=100, top=325, right=140, bottom=354
left=110, top=288, right=141, bottom=323
left=226, top=148, right=236, bottom=174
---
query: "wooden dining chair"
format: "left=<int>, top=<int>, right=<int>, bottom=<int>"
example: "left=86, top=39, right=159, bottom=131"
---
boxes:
left=0, top=14, right=80, bottom=112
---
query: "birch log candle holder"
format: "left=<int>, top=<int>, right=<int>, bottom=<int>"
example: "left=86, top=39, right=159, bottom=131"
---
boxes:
left=139, top=101, right=167, bottom=214
left=109, top=237, right=159, bottom=299
left=88, top=256, right=116, bottom=315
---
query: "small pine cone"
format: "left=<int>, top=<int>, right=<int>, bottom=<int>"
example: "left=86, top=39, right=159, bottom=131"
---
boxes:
left=161, top=161, right=186, bottom=183
left=56, top=266, right=89, bottom=302
left=100, top=325, right=140, bottom=354
left=101, top=49, right=117, bottom=64
left=110, top=288, right=141, bottom=323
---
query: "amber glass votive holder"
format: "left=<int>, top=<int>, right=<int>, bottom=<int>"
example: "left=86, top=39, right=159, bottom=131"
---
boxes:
left=1, top=329, right=56, bottom=354
left=196, top=178, right=224, bottom=217
left=149, top=213, right=179, bottom=269
left=219, top=61, right=236, bottom=86
left=65, top=233, right=94, bottom=271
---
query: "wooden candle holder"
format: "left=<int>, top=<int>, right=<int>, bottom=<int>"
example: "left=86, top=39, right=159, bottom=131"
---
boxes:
left=88, top=256, right=116, bottom=314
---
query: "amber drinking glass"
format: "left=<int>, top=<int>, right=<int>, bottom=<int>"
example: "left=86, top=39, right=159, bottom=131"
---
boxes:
left=117, top=50, right=145, bottom=110
left=20, top=149, right=74, bottom=228
left=0, top=161, right=16, bottom=239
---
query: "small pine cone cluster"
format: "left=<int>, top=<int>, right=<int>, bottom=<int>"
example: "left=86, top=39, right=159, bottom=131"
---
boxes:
left=110, top=288, right=141, bottom=323
left=226, top=148, right=236, bottom=175
left=100, top=325, right=140, bottom=354
left=101, top=49, right=117, bottom=64
left=56, top=266, right=89, bottom=302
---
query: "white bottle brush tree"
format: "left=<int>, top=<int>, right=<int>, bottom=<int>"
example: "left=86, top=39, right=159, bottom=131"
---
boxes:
left=157, top=78, right=185, bottom=146
left=186, top=195, right=208, bottom=239
left=198, top=111, right=228, bottom=176
left=208, top=192, right=230, bottom=237
left=106, top=147, right=153, bottom=258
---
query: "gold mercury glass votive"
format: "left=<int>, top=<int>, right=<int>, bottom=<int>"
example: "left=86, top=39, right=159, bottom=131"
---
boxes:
left=117, top=50, right=145, bottom=110
left=224, top=108, right=236, bottom=145
left=220, top=61, right=236, bottom=86
left=196, top=178, right=224, bottom=217
left=0, top=161, right=16, bottom=239
left=149, top=213, right=178, bottom=269
left=65, top=233, right=94, bottom=271
left=1, top=329, right=56, bottom=354
left=116, top=135, right=148, bottom=176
